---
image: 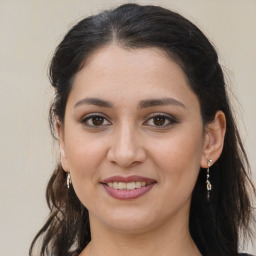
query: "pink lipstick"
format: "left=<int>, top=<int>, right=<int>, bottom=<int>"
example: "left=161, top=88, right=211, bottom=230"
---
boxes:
left=101, top=175, right=156, bottom=200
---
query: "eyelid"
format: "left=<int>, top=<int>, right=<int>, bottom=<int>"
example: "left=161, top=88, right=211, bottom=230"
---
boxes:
left=80, top=112, right=177, bottom=128
left=143, top=113, right=178, bottom=127
left=81, top=113, right=112, bottom=127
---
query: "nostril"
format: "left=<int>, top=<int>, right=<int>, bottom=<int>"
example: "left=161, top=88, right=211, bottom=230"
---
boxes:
left=106, top=130, right=147, bottom=167
left=107, top=148, right=143, bottom=167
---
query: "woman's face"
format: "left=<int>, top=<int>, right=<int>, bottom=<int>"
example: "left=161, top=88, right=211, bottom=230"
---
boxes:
left=59, top=45, right=209, bottom=234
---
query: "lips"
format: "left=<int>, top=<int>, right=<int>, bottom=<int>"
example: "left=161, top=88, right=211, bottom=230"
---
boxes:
left=101, top=175, right=156, bottom=200
left=107, top=181, right=147, bottom=190
left=102, top=175, right=156, bottom=184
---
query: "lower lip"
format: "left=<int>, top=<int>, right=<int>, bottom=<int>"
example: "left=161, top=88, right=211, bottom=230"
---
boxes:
left=102, top=183, right=155, bottom=200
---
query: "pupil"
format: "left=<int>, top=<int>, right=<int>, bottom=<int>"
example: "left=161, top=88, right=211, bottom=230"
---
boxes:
left=92, top=116, right=103, bottom=126
left=154, top=116, right=165, bottom=126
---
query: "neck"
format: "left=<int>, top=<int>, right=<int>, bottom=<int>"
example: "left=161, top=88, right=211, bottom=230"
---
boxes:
left=80, top=212, right=201, bottom=256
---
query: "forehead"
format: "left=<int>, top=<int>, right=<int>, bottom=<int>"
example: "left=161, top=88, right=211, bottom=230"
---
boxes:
left=69, top=44, right=197, bottom=108
left=75, top=45, right=185, bottom=84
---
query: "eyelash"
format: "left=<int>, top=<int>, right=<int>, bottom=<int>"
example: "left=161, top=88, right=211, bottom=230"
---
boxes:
left=81, top=113, right=111, bottom=128
left=81, top=113, right=177, bottom=128
left=144, top=113, right=177, bottom=128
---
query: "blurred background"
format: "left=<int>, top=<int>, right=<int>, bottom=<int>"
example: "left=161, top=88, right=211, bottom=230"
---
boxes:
left=0, top=0, right=255, bottom=255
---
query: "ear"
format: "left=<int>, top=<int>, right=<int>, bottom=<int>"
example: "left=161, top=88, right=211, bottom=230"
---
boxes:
left=200, top=110, right=226, bottom=168
left=56, top=118, right=69, bottom=172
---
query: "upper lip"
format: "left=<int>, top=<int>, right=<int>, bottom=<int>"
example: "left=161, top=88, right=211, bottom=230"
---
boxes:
left=101, top=175, right=156, bottom=184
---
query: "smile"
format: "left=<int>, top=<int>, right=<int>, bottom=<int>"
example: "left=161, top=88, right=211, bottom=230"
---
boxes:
left=101, top=175, right=156, bottom=200
left=106, top=181, right=147, bottom=190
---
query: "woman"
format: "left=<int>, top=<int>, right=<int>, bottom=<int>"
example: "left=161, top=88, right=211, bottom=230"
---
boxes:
left=30, top=4, right=255, bottom=256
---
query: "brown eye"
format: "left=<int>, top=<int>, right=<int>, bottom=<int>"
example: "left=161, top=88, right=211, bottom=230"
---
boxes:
left=92, top=116, right=104, bottom=126
left=82, top=114, right=111, bottom=127
left=144, top=114, right=177, bottom=128
left=153, top=116, right=166, bottom=126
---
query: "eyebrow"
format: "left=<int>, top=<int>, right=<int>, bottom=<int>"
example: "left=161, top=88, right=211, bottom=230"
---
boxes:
left=74, top=97, right=185, bottom=109
left=138, top=98, right=185, bottom=109
left=74, top=98, right=113, bottom=108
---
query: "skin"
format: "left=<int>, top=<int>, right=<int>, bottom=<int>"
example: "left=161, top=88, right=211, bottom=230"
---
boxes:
left=58, top=45, right=226, bottom=256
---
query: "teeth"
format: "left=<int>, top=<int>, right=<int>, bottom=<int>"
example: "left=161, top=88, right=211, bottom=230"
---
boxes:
left=107, top=181, right=148, bottom=190
left=127, top=182, right=136, bottom=190
left=135, top=181, right=142, bottom=188
left=113, top=182, right=118, bottom=188
left=118, top=182, right=126, bottom=190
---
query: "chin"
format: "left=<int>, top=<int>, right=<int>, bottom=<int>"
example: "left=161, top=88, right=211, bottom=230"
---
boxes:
left=107, top=219, right=156, bottom=235
left=91, top=207, right=159, bottom=234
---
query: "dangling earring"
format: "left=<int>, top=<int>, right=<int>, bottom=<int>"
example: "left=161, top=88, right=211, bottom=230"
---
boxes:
left=67, top=172, right=72, bottom=189
left=206, top=159, right=213, bottom=201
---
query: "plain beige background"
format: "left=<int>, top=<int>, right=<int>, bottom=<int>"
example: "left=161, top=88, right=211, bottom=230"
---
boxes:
left=0, top=0, right=255, bottom=255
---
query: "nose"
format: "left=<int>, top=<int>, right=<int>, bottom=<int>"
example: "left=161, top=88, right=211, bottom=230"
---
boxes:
left=107, top=122, right=147, bottom=168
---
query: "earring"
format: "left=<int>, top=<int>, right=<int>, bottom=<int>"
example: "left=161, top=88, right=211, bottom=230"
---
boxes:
left=206, top=159, right=213, bottom=201
left=67, top=172, right=72, bottom=189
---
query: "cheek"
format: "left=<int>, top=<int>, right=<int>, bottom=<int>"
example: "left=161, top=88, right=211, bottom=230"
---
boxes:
left=150, top=131, right=203, bottom=189
left=64, top=129, right=107, bottom=180
left=64, top=132, right=107, bottom=207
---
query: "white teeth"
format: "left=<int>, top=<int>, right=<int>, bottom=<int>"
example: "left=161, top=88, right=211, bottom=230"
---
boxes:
left=127, top=182, right=136, bottom=190
left=113, top=182, right=118, bottom=189
left=135, top=181, right=142, bottom=188
left=118, top=182, right=126, bottom=190
left=107, top=181, right=148, bottom=190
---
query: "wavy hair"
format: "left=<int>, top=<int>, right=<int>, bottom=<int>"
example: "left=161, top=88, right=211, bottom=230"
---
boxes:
left=30, top=4, right=255, bottom=256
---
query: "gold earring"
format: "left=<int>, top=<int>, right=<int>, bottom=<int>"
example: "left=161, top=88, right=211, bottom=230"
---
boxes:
left=206, top=159, right=213, bottom=201
left=67, top=172, right=72, bottom=189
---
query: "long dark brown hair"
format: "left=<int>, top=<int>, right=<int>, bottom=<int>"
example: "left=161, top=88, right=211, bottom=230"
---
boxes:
left=30, top=4, right=255, bottom=256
